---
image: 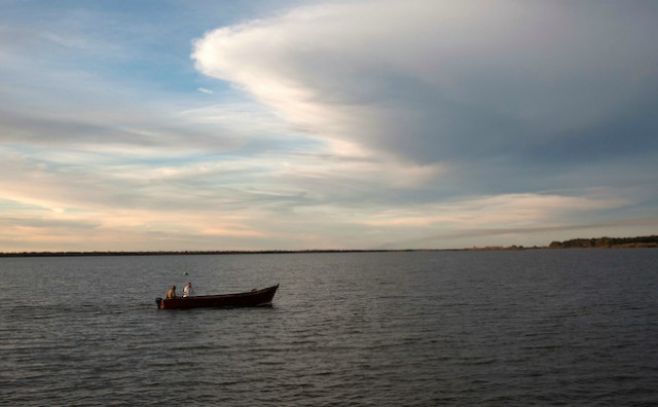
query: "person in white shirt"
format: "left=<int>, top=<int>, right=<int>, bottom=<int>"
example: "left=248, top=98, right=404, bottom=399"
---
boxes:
left=183, top=282, right=192, bottom=297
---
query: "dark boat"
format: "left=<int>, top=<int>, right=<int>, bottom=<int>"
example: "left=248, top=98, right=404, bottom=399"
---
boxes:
left=155, top=284, right=279, bottom=310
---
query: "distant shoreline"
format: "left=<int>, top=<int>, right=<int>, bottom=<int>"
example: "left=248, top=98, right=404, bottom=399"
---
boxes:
left=0, top=249, right=422, bottom=258
left=1, top=235, right=656, bottom=258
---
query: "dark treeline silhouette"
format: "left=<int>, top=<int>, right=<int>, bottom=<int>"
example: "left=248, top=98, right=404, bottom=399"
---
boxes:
left=2, top=235, right=656, bottom=257
left=549, top=235, right=658, bottom=249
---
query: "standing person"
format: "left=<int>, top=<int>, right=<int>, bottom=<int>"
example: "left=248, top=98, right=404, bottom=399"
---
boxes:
left=165, top=285, right=176, bottom=299
left=183, top=282, right=192, bottom=297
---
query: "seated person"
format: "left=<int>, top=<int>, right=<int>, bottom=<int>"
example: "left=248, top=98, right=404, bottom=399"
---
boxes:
left=165, top=285, right=176, bottom=299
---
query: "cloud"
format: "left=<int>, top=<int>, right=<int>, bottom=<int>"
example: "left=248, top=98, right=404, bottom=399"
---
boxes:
left=359, top=191, right=630, bottom=228
left=193, top=0, right=658, bottom=188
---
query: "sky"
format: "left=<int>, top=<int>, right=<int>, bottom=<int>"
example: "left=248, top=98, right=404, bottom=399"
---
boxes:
left=1, top=0, right=657, bottom=251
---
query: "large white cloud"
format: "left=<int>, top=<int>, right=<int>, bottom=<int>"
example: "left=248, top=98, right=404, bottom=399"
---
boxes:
left=193, top=0, right=658, bottom=166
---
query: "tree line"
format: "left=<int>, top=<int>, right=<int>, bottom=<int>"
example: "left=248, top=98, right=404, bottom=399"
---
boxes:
left=549, top=235, right=658, bottom=248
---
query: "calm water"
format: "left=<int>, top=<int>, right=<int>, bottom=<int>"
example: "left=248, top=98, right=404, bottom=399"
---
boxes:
left=1, top=250, right=657, bottom=406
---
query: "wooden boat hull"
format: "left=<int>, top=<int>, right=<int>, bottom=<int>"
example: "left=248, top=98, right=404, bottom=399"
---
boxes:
left=156, top=284, right=279, bottom=310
